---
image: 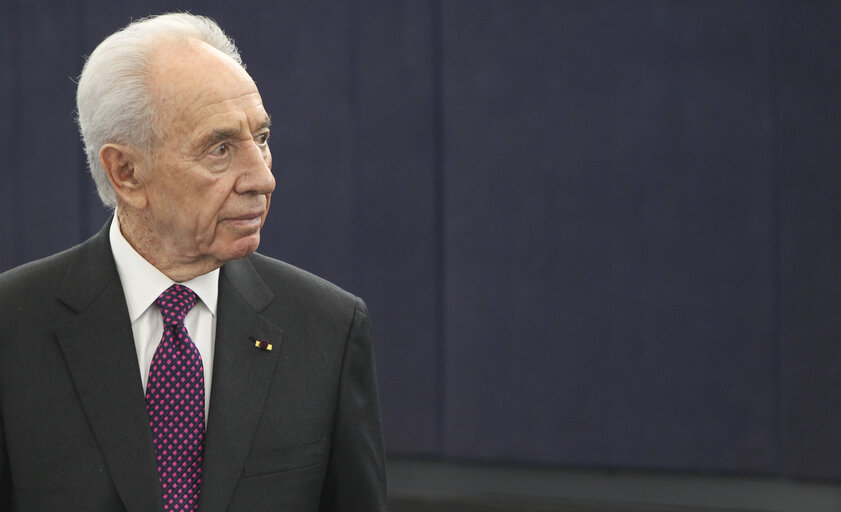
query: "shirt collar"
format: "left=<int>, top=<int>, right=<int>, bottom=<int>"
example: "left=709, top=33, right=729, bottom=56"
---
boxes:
left=109, top=214, right=219, bottom=322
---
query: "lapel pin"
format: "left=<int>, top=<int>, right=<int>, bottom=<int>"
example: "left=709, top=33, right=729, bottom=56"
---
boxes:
left=254, top=339, right=273, bottom=351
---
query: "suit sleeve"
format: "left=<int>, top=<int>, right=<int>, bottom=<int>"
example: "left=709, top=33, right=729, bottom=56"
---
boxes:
left=0, top=414, right=9, bottom=511
left=0, top=338, right=9, bottom=511
left=319, top=298, right=387, bottom=512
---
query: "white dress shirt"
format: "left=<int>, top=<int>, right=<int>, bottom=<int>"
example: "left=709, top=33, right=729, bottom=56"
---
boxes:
left=109, top=215, right=218, bottom=418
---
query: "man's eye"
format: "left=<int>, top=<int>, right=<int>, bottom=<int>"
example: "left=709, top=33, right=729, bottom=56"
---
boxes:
left=255, top=132, right=269, bottom=146
left=211, top=143, right=229, bottom=156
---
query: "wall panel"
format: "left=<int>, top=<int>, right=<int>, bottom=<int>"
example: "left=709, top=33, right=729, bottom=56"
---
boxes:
left=11, top=1, right=83, bottom=262
left=778, top=1, right=841, bottom=480
left=441, top=0, right=778, bottom=472
left=0, top=4, right=15, bottom=271
left=348, top=0, right=440, bottom=453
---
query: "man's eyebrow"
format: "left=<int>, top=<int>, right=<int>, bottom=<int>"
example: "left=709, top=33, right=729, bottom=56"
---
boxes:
left=256, top=115, right=271, bottom=131
left=196, top=116, right=271, bottom=151
left=197, top=128, right=240, bottom=151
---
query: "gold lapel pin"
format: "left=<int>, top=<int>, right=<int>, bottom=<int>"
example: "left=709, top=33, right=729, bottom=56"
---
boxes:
left=254, top=339, right=273, bottom=351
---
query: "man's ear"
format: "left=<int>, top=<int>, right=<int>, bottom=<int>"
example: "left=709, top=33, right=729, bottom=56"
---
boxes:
left=100, top=144, right=148, bottom=209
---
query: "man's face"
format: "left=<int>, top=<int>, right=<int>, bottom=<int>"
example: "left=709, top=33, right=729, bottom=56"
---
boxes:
left=137, top=40, right=275, bottom=269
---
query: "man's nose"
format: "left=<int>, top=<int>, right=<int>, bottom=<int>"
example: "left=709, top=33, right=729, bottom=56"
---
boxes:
left=236, top=142, right=275, bottom=195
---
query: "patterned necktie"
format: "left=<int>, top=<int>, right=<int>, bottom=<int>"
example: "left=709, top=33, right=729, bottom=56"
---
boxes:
left=146, top=284, right=205, bottom=512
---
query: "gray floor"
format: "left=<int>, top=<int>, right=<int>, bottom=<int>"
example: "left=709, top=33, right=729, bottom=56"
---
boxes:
left=388, top=494, right=736, bottom=512
left=386, top=458, right=841, bottom=512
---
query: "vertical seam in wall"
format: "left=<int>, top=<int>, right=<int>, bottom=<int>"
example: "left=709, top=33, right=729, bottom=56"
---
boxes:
left=768, top=0, right=785, bottom=477
left=349, top=0, right=362, bottom=286
left=342, top=0, right=365, bottom=298
left=9, top=1, right=22, bottom=265
left=430, top=0, right=447, bottom=455
left=76, top=1, right=91, bottom=240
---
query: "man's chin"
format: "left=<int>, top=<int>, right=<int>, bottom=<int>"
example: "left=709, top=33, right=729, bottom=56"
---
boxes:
left=220, top=234, right=261, bottom=262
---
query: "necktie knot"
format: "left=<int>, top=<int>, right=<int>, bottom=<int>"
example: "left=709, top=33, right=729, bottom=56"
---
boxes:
left=156, top=284, right=197, bottom=327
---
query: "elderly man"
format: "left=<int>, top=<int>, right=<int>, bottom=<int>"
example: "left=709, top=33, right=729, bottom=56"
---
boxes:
left=0, top=13, right=385, bottom=512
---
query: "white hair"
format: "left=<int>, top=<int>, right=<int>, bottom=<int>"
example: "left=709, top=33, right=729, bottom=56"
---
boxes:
left=76, top=12, right=244, bottom=208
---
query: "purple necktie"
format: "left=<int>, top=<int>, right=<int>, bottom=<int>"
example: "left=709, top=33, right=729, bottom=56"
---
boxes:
left=146, top=284, right=205, bottom=512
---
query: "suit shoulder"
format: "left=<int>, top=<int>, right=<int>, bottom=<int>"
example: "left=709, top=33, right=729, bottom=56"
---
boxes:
left=0, top=224, right=111, bottom=314
left=0, top=244, right=81, bottom=296
left=246, top=253, right=360, bottom=307
left=0, top=243, right=92, bottom=331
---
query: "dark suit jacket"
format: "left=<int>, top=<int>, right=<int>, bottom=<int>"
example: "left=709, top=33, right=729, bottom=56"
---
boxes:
left=0, top=222, right=386, bottom=511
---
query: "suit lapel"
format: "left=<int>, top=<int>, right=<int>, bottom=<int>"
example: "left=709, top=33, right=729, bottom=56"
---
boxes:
left=55, top=222, right=163, bottom=512
left=199, top=257, right=283, bottom=512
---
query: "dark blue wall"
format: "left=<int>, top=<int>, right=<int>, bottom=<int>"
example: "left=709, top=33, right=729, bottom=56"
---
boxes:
left=2, top=0, right=841, bottom=480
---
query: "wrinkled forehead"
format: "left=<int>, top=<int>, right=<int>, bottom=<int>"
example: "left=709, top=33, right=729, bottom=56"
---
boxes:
left=147, top=39, right=261, bottom=128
